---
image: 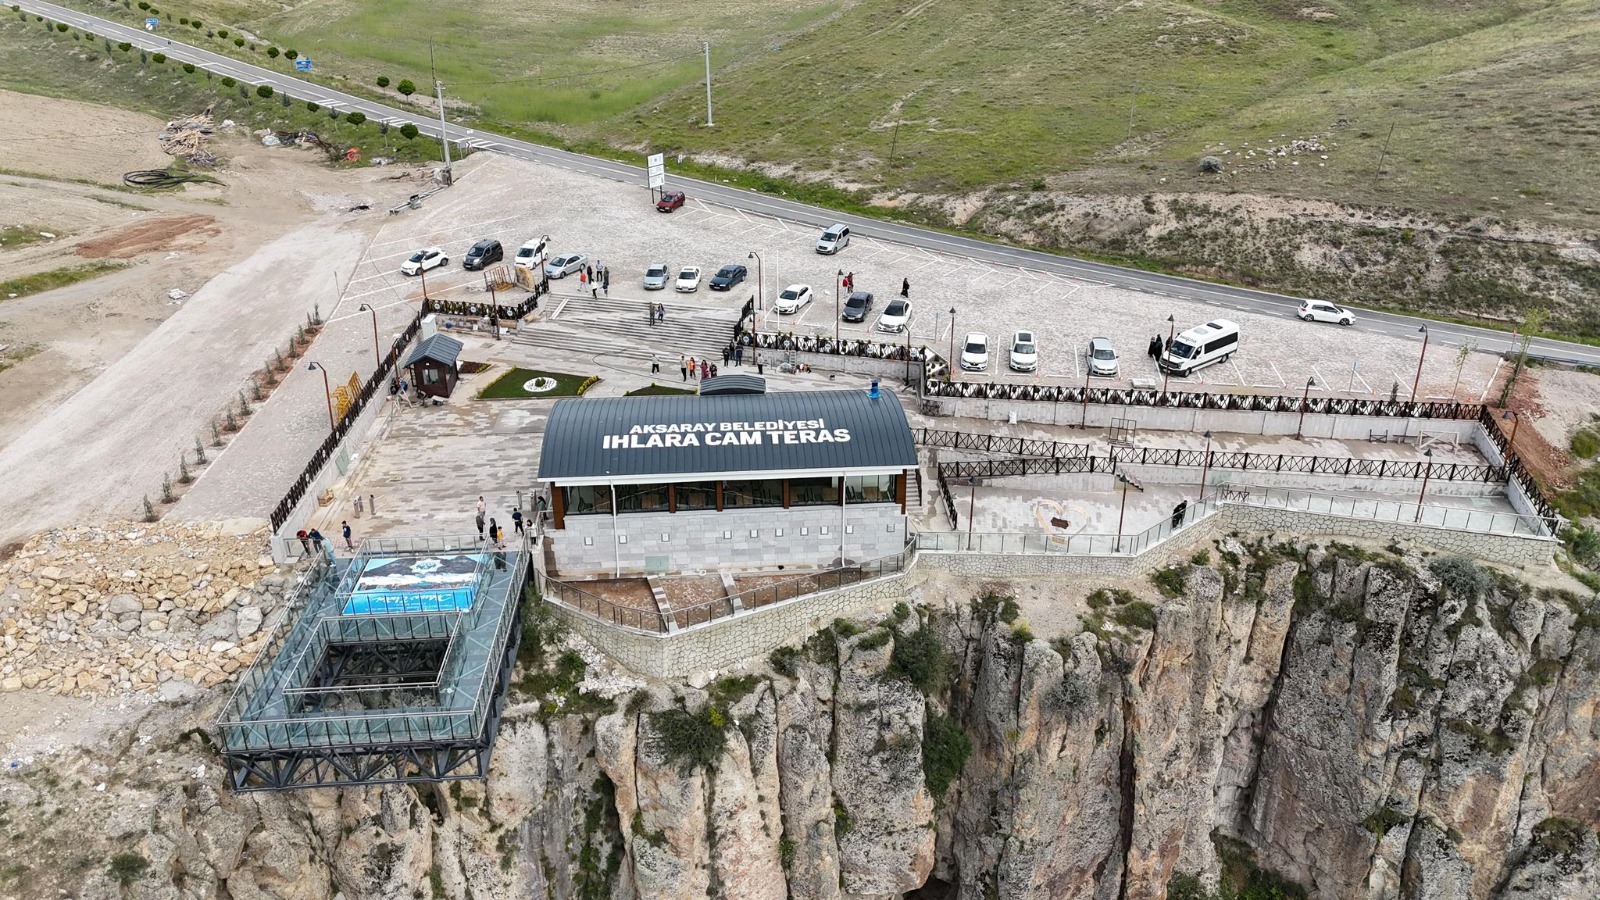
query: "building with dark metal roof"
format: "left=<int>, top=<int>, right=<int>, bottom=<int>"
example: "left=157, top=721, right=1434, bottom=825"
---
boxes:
left=535, top=385, right=918, bottom=578
left=404, top=334, right=465, bottom=399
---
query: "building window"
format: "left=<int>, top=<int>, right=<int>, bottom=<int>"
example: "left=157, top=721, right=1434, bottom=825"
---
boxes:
left=616, top=483, right=669, bottom=513
left=789, top=476, right=840, bottom=506
left=675, top=481, right=718, bottom=511
left=564, top=485, right=612, bottom=515
left=845, top=474, right=898, bottom=503
left=421, top=367, right=441, bottom=385
left=723, top=479, right=783, bottom=508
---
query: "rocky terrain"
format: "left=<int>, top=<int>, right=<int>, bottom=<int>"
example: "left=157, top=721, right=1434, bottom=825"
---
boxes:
left=1, top=539, right=1597, bottom=900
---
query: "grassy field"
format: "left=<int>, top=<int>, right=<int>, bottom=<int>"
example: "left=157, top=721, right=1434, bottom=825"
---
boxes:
left=0, top=261, right=126, bottom=301
left=478, top=368, right=597, bottom=399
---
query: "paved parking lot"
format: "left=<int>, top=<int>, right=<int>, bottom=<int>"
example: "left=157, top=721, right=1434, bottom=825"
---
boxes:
left=334, top=152, right=1501, bottom=404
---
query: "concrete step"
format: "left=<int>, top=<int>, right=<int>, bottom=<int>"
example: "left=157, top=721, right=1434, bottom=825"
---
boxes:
left=513, top=321, right=731, bottom=365
left=550, top=292, right=744, bottom=324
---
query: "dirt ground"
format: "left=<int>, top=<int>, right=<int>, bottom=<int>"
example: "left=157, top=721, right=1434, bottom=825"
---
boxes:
left=0, top=88, right=439, bottom=545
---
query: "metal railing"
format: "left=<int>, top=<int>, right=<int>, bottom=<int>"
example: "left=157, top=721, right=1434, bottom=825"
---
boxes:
left=915, top=428, right=1090, bottom=459
left=1230, top=487, right=1553, bottom=538
left=539, top=575, right=668, bottom=633
left=918, top=497, right=1220, bottom=557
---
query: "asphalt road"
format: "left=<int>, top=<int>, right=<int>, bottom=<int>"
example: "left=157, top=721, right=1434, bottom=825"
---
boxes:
left=21, top=0, right=1600, bottom=368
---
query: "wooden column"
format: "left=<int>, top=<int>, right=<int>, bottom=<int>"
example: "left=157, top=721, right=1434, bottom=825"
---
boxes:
left=783, top=479, right=792, bottom=509
left=896, top=471, right=907, bottom=513
left=669, top=484, right=677, bottom=514
left=551, top=484, right=566, bottom=530
left=716, top=481, right=724, bottom=512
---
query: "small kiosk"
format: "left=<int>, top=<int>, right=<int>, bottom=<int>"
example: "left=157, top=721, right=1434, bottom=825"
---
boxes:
left=404, top=334, right=464, bottom=400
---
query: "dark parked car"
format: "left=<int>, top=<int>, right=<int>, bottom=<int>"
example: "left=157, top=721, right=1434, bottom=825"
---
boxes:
left=462, top=239, right=503, bottom=271
left=656, top=191, right=686, bottom=212
left=709, top=264, right=747, bottom=291
left=841, top=291, right=874, bottom=322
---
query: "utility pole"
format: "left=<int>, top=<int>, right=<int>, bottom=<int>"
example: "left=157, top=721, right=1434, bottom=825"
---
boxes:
left=431, top=40, right=452, bottom=183
left=1374, top=122, right=1395, bottom=184
left=1127, top=85, right=1138, bottom=142
left=703, top=41, right=714, bottom=127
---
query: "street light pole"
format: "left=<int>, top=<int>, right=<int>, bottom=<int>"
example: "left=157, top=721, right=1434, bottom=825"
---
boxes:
left=1160, top=314, right=1176, bottom=395
left=1198, top=430, right=1213, bottom=502
left=948, top=307, right=957, bottom=369
left=307, top=361, right=335, bottom=431
left=1296, top=377, right=1316, bottom=439
left=1411, top=325, right=1430, bottom=401
left=357, top=303, right=380, bottom=368
left=746, top=251, right=763, bottom=313
left=1114, top=474, right=1130, bottom=553
left=1081, top=363, right=1090, bottom=427
left=835, top=269, right=843, bottom=346
left=1415, top=449, right=1434, bottom=522
left=1503, top=410, right=1520, bottom=453
left=419, top=256, right=430, bottom=301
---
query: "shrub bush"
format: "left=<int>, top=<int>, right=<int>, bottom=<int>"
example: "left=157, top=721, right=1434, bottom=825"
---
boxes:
left=137, top=1, right=149, bottom=9
left=266, top=46, right=279, bottom=58
left=306, top=100, right=319, bottom=112
left=887, top=623, right=946, bottom=693
left=190, top=19, right=201, bottom=28
left=150, top=52, right=165, bottom=63
left=1114, top=601, right=1157, bottom=631
left=1199, top=155, right=1223, bottom=173
left=1571, top=428, right=1599, bottom=460
left=256, top=84, right=273, bottom=98
left=376, top=75, right=390, bottom=88
left=346, top=111, right=367, bottom=125
left=108, top=853, right=149, bottom=886
left=285, top=49, right=297, bottom=59
left=922, top=711, right=971, bottom=801
left=219, top=75, right=234, bottom=86
left=650, top=706, right=726, bottom=771
left=178, top=16, right=187, bottom=24
left=399, top=122, right=419, bottom=140
left=1430, top=556, right=1492, bottom=602
left=182, top=62, right=194, bottom=73
left=233, top=37, right=244, bottom=47
left=118, top=41, right=132, bottom=51
left=216, top=29, right=227, bottom=38
left=397, top=78, right=417, bottom=96
left=55, top=21, right=67, bottom=31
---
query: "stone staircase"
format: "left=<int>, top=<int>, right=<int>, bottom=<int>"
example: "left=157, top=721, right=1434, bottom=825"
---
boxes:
left=513, top=292, right=742, bottom=365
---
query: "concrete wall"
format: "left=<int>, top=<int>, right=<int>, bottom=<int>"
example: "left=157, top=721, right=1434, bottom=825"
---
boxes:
left=1225, top=504, right=1551, bottom=568
left=550, top=503, right=908, bottom=578
left=548, top=563, right=914, bottom=677
left=926, top=396, right=1481, bottom=442
left=1113, top=464, right=1506, bottom=498
left=1470, top=426, right=1549, bottom=524
left=753, top=347, right=918, bottom=382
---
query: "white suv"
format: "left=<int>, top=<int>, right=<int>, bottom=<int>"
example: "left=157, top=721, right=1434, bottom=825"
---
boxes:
left=960, top=333, right=989, bottom=372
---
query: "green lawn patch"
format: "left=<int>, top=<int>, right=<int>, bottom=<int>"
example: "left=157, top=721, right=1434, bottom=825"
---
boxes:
left=0, top=261, right=126, bottom=301
left=0, top=224, right=64, bottom=249
left=478, top=367, right=598, bottom=399
left=625, top=383, right=695, bottom=396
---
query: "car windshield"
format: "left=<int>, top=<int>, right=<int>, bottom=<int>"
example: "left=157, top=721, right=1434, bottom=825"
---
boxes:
left=965, top=341, right=985, bottom=354
left=647, top=266, right=666, bottom=277
left=846, top=296, right=866, bottom=308
left=717, top=268, right=736, bottom=278
left=516, top=248, right=534, bottom=258
left=408, top=252, right=425, bottom=262
left=780, top=290, right=798, bottom=300
left=823, top=231, right=841, bottom=241
left=885, top=301, right=906, bottom=316
left=679, top=270, right=695, bottom=278
left=1015, top=343, right=1035, bottom=354
left=1169, top=341, right=1197, bottom=359
left=1092, top=347, right=1115, bottom=360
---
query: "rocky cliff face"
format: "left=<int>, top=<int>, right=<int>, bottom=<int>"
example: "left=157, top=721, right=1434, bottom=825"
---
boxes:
left=2, top=541, right=1596, bottom=900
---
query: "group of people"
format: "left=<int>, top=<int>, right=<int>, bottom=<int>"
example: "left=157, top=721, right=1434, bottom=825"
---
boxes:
left=578, top=261, right=611, bottom=298
left=1147, top=334, right=1172, bottom=359
left=676, top=355, right=720, bottom=381
left=294, top=520, right=355, bottom=555
left=646, top=303, right=666, bottom=325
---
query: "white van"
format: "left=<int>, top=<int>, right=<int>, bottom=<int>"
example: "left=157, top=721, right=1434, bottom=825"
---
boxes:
left=1158, top=319, right=1239, bottom=377
left=816, top=223, right=851, bottom=254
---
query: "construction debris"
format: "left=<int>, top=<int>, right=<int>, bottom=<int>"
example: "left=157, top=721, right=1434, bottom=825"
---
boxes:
left=159, top=109, right=219, bottom=167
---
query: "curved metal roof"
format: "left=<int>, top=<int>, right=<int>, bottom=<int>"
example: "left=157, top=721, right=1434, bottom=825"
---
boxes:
left=537, top=389, right=917, bottom=483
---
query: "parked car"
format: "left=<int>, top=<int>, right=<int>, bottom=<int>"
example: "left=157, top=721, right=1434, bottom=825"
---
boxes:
left=656, top=191, right=686, bottom=212
left=1009, top=331, right=1039, bottom=372
left=709, top=264, right=747, bottom=291
left=513, top=237, right=548, bottom=270
left=1299, top=300, right=1355, bottom=325
left=642, top=263, right=670, bottom=291
left=842, top=291, right=874, bottom=323
left=400, top=247, right=447, bottom=276
left=1159, top=319, right=1240, bottom=377
left=462, top=239, right=503, bottom=271
left=544, top=253, right=587, bottom=278
left=816, top=223, right=851, bottom=254
left=675, top=266, right=703, bottom=292
left=876, top=298, right=912, bottom=333
left=960, top=333, right=990, bottom=372
left=1086, top=337, right=1118, bottom=377
left=775, top=284, right=813, bottom=314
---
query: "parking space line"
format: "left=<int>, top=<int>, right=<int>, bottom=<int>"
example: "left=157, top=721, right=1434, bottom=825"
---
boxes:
left=1478, top=358, right=1502, bottom=403
left=1309, top=365, right=1326, bottom=390
left=1268, top=361, right=1286, bottom=388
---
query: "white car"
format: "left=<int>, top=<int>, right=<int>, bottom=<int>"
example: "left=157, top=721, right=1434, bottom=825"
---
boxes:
left=959, top=332, right=989, bottom=372
left=400, top=247, right=447, bottom=276
left=675, top=266, right=702, bottom=293
left=544, top=253, right=587, bottom=278
left=775, top=284, right=813, bottom=315
left=875, top=298, right=911, bottom=333
left=513, top=238, right=547, bottom=269
left=1009, top=331, right=1038, bottom=372
left=642, top=263, right=670, bottom=291
left=1299, top=300, right=1355, bottom=325
left=1087, top=336, right=1119, bottom=377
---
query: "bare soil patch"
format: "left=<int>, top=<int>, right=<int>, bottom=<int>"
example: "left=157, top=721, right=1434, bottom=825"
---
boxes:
left=74, top=214, right=221, bottom=259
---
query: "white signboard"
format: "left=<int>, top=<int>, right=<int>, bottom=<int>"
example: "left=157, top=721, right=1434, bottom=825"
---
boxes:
left=602, top=418, right=850, bottom=450
left=646, top=152, right=665, bottom=190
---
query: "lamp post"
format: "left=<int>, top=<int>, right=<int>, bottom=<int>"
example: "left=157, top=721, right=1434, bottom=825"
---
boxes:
left=357, top=303, right=381, bottom=368
left=1410, top=325, right=1430, bottom=402
left=835, top=269, right=844, bottom=346
left=905, top=326, right=913, bottom=386
left=967, top=477, right=977, bottom=540
left=948, top=307, right=957, bottom=369
left=418, top=255, right=431, bottom=302
left=307, top=361, right=335, bottom=431
left=1081, top=362, right=1091, bottom=427
left=746, top=251, right=763, bottom=312
left=1198, top=430, right=1213, bottom=502
left=1415, top=448, right=1434, bottom=523
left=1114, top=473, right=1131, bottom=553
left=1160, top=314, right=1176, bottom=395
left=1295, top=376, right=1317, bottom=439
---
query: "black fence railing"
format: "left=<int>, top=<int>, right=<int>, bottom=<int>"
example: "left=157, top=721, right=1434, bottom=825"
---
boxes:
left=915, top=428, right=1090, bottom=459
left=1477, top=406, right=1560, bottom=525
left=421, top=281, right=546, bottom=321
left=935, top=465, right=960, bottom=529
left=268, top=311, right=424, bottom=532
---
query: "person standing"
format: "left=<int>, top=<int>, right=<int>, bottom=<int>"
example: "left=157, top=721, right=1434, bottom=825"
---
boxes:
left=296, top=529, right=311, bottom=555
left=901, top=277, right=910, bottom=298
left=512, top=508, right=524, bottom=535
left=585, top=263, right=594, bottom=283
left=700, top=359, right=710, bottom=380
left=734, top=344, right=744, bottom=367
left=578, top=269, right=588, bottom=290
left=722, top=344, right=732, bottom=366
left=688, top=356, right=697, bottom=380
left=342, top=520, right=354, bottom=550
left=489, top=518, right=500, bottom=543
left=603, top=270, right=610, bottom=296
left=680, top=354, right=688, bottom=382
left=308, top=529, right=325, bottom=551
left=651, top=352, right=661, bottom=375
left=475, top=509, right=486, bottom=540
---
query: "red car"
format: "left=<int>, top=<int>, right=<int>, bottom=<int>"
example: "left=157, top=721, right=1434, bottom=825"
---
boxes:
left=656, top=191, right=685, bottom=212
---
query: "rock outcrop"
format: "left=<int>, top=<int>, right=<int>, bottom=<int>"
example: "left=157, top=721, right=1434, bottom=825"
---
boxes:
left=1, top=542, right=1596, bottom=900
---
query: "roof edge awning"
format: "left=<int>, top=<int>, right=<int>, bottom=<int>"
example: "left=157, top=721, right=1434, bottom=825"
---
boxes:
left=541, top=463, right=915, bottom=486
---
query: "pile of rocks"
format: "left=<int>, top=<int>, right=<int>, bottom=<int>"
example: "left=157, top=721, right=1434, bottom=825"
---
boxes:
left=0, top=522, right=289, bottom=698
